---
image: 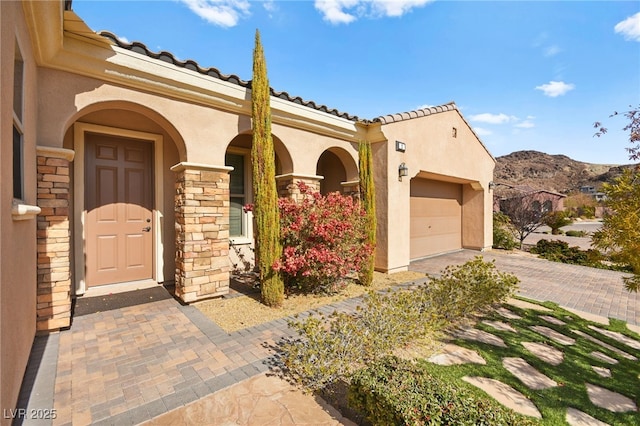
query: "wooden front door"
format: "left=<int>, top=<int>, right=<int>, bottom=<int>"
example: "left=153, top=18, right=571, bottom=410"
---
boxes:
left=85, top=133, right=153, bottom=287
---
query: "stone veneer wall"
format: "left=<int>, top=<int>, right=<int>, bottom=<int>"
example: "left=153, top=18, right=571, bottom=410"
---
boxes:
left=172, top=163, right=232, bottom=303
left=275, top=174, right=322, bottom=201
left=36, top=146, right=75, bottom=332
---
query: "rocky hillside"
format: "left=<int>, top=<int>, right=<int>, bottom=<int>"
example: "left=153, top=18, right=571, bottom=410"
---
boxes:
left=494, top=150, right=632, bottom=193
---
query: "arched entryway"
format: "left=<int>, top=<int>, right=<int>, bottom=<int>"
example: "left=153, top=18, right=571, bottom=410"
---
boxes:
left=65, top=103, right=184, bottom=295
left=316, top=147, right=358, bottom=195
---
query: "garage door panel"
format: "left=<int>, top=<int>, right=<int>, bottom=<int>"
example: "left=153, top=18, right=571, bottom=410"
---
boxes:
left=410, top=179, right=462, bottom=259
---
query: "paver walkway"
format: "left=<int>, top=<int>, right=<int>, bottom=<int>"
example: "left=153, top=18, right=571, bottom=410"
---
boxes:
left=15, top=249, right=640, bottom=425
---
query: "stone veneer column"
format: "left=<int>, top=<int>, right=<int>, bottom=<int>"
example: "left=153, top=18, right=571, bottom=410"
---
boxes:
left=36, top=146, right=75, bottom=332
left=275, top=174, right=323, bottom=201
left=171, top=162, right=232, bottom=303
left=341, top=180, right=360, bottom=196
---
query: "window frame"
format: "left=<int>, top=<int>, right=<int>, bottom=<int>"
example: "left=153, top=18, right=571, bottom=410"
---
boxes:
left=226, top=148, right=253, bottom=244
left=13, top=42, right=25, bottom=201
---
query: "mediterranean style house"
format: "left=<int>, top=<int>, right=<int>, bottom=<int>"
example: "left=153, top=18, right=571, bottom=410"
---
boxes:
left=1, top=0, right=494, bottom=414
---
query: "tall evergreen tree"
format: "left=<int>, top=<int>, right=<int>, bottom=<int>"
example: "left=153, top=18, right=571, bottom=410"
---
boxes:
left=251, top=30, right=284, bottom=306
left=358, top=140, right=376, bottom=286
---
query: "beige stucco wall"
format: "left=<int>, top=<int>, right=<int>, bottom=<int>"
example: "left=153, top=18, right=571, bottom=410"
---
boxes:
left=0, top=1, right=39, bottom=419
left=375, top=110, right=495, bottom=271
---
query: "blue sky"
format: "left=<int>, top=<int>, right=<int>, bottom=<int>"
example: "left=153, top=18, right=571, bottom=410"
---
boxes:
left=73, top=1, right=640, bottom=165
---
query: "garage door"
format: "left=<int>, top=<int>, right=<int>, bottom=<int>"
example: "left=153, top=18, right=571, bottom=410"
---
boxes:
left=410, top=179, right=462, bottom=259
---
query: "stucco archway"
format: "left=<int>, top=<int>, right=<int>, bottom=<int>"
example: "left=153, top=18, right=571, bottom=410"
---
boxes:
left=316, top=147, right=358, bottom=195
left=65, top=103, right=184, bottom=295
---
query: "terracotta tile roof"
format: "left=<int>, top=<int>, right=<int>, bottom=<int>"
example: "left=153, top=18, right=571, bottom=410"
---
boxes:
left=373, top=102, right=458, bottom=124
left=99, top=31, right=361, bottom=122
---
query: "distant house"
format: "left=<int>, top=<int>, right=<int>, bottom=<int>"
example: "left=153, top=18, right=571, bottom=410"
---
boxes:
left=1, top=0, right=496, bottom=415
left=493, top=184, right=566, bottom=214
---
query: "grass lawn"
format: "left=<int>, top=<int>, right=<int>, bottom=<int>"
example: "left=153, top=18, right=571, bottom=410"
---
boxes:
left=421, top=298, right=640, bottom=425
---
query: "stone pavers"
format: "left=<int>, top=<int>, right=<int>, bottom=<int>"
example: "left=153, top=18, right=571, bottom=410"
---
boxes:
left=410, top=249, right=639, bottom=326
left=521, top=342, right=564, bottom=366
left=428, top=297, right=640, bottom=424
left=462, top=376, right=542, bottom=418
left=427, top=343, right=486, bottom=365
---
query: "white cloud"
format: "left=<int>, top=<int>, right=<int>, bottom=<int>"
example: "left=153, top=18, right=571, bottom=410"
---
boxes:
left=615, top=12, right=640, bottom=42
left=469, top=113, right=515, bottom=124
left=179, top=0, right=250, bottom=28
left=535, top=80, right=575, bottom=97
left=416, top=104, right=435, bottom=110
left=473, top=127, right=492, bottom=136
left=544, top=45, right=561, bottom=57
left=515, top=120, right=535, bottom=129
left=314, top=0, right=433, bottom=24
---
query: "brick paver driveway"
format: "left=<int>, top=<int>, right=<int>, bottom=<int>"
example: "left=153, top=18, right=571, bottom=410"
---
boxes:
left=410, top=249, right=639, bottom=326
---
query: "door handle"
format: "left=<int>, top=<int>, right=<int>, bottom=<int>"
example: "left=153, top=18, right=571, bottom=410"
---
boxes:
left=142, top=226, right=151, bottom=232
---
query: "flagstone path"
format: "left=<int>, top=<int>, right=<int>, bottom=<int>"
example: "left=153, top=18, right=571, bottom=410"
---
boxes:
left=426, top=302, right=640, bottom=425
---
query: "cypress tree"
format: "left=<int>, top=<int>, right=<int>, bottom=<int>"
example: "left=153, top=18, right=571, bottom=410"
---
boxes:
left=251, top=30, right=284, bottom=307
left=358, top=139, right=376, bottom=286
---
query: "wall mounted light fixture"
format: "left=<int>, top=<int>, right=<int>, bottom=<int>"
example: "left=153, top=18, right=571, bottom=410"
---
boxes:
left=398, top=163, right=408, bottom=181
left=395, top=140, right=406, bottom=152
left=488, top=181, right=496, bottom=190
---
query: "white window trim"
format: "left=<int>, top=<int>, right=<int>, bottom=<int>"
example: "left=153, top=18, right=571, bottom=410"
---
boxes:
left=227, top=148, right=253, bottom=245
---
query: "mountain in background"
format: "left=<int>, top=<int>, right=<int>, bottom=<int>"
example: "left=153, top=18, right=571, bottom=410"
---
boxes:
left=494, top=150, right=634, bottom=194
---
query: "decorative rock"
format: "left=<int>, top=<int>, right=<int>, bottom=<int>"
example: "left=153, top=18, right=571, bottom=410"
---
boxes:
left=482, top=320, right=517, bottom=333
left=427, top=343, right=486, bottom=365
left=521, top=342, right=564, bottom=366
left=566, top=407, right=610, bottom=426
left=588, top=326, right=640, bottom=351
left=627, top=323, right=640, bottom=334
left=495, top=307, right=522, bottom=320
left=573, top=330, right=637, bottom=361
left=530, top=326, right=576, bottom=345
left=502, top=357, right=557, bottom=390
left=453, top=327, right=507, bottom=347
left=585, top=383, right=637, bottom=413
left=507, top=298, right=552, bottom=312
left=589, top=351, right=618, bottom=365
left=591, top=366, right=611, bottom=378
left=540, top=315, right=566, bottom=326
left=462, top=376, right=541, bottom=418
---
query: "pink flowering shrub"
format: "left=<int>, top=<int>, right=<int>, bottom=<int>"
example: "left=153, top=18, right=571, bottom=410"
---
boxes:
left=273, top=182, right=374, bottom=293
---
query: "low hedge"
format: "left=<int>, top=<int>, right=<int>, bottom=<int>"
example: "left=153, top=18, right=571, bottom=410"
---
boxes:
left=348, top=356, right=539, bottom=426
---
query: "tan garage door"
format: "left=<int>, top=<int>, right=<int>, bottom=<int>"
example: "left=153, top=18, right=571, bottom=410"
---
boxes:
left=410, top=179, right=462, bottom=259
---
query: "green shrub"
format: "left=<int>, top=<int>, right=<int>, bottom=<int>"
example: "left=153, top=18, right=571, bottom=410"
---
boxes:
left=281, top=257, right=518, bottom=392
left=349, top=356, right=539, bottom=426
left=530, top=239, right=631, bottom=272
left=543, top=211, right=572, bottom=235
left=565, top=229, right=588, bottom=237
left=492, top=212, right=517, bottom=250
left=426, top=256, right=519, bottom=321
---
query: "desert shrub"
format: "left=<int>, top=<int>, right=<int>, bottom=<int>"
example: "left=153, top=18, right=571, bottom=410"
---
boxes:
left=543, top=211, right=572, bottom=235
left=425, top=256, right=519, bottom=321
left=530, top=239, right=631, bottom=272
left=273, top=182, right=373, bottom=294
left=348, top=356, right=539, bottom=426
left=492, top=212, right=517, bottom=250
left=577, top=205, right=596, bottom=218
left=565, top=229, right=588, bottom=237
left=280, top=257, right=518, bottom=392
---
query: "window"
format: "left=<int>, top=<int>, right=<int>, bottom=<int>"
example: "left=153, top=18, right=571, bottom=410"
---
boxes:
left=226, top=153, right=247, bottom=237
left=542, top=200, right=553, bottom=213
left=13, top=43, right=24, bottom=200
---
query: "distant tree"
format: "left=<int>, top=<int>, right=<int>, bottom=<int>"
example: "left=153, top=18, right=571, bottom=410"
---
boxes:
left=594, top=104, right=640, bottom=161
left=593, top=104, right=640, bottom=292
left=251, top=30, right=284, bottom=307
left=498, top=190, right=546, bottom=249
left=358, top=140, right=376, bottom=286
left=543, top=211, right=572, bottom=235
left=591, top=168, right=640, bottom=292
